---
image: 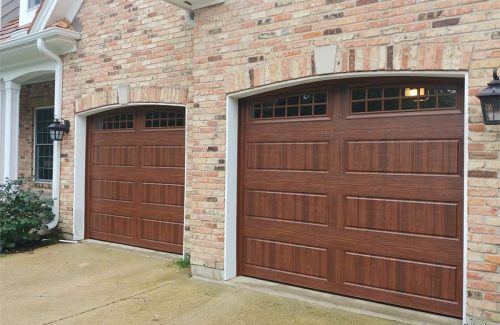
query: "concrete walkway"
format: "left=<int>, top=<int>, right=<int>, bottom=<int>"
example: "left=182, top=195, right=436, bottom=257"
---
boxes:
left=0, top=243, right=405, bottom=325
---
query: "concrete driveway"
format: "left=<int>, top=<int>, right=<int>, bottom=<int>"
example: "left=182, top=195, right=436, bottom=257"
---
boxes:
left=0, top=243, right=407, bottom=325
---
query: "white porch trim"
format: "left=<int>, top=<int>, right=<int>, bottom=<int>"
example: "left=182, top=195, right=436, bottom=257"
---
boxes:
left=2, top=81, right=21, bottom=181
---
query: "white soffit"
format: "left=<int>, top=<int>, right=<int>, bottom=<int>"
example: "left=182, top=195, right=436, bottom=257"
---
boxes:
left=30, top=0, right=84, bottom=33
left=163, top=0, right=224, bottom=10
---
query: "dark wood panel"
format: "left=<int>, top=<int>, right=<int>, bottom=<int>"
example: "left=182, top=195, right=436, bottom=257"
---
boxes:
left=245, top=238, right=327, bottom=279
left=87, top=106, right=185, bottom=254
left=142, top=145, right=185, bottom=168
left=91, top=180, right=134, bottom=202
left=247, top=142, right=329, bottom=171
left=239, top=78, right=464, bottom=318
left=246, top=190, right=328, bottom=225
left=140, top=219, right=183, bottom=245
left=344, top=196, right=458, bottom=238
left=93, top=146, right=135, bottom=167
left=346, top=140, right=460, bottom=175
left=344, top=252, right=457, bottom=302
left=90, top=213, right=134, bottom=238
left=142, top=183, right=184, bottom=206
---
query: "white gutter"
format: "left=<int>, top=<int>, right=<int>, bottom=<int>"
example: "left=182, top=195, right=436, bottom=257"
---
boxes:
left=36, top=38, right=62, bottom=230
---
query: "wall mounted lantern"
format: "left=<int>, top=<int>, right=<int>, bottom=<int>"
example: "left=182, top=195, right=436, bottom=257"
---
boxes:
left=48, top=119, right=70, bottom=141
left=477, top=68, right=500, bottom=125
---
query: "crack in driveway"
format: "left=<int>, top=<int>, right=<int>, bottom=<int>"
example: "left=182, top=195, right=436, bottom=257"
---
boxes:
left=42, top=281, right=176, bottom=325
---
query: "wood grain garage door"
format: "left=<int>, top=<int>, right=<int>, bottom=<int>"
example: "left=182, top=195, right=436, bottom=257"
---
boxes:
left=87, top=106, right=185, bottom=253
left=238, top=78, right=464, bottom=317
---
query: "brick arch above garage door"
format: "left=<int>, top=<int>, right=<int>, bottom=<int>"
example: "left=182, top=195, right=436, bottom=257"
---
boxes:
left=74, top=86, right=189, bottom=113
left=238, top=77, right=464, bottom=317
left=86, top=106, right=186, bottom=253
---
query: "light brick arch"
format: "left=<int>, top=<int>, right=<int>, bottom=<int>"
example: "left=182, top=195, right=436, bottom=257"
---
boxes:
left=74, top=85, right=189, bottom=112
left=224, top=43, right=474, bottom=94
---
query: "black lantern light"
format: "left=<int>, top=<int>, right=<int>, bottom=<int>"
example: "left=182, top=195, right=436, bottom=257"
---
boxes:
left=477, top=68, right=500, bottom=125
left=48, top=119, right=70, bottom=141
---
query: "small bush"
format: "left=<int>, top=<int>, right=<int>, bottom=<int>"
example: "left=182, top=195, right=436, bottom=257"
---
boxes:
left=174, top=253, right=191, bottom=268
left=0, top=179, right=54, bottom=252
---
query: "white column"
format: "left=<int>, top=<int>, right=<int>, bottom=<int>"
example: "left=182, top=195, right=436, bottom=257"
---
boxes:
left=3, top=81, right=21, bottom=180
left=0, top=82, right=5, bottom=182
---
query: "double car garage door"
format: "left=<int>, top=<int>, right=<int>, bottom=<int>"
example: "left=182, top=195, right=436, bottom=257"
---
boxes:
left=86, top=78, right=463, bottom=317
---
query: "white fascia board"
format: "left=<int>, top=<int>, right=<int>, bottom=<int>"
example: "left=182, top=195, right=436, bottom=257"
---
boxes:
left=163, top=0, right=224, bottom=10
left=0, top=27, right=81, bottom=52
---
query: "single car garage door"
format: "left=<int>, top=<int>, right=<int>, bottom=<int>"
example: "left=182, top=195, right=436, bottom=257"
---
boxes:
left=87, top=106, right=185, bottom=254
left=238, top=78, right=464, bottom=317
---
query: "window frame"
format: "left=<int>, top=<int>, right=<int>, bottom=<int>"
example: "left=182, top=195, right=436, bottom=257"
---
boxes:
left=33, top=106, right=54, bottom=183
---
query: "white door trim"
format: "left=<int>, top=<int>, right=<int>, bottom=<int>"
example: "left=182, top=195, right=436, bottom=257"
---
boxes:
left=223, top=70, right=468, bottom=321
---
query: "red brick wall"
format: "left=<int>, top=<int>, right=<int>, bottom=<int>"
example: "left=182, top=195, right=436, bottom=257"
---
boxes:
left=18, top=81, right=54, bottom=196
left=60, top=0, right=194, bottom=235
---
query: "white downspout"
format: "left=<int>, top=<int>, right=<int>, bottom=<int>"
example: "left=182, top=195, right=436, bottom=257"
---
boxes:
left=36, top=38, right=62, bottom=230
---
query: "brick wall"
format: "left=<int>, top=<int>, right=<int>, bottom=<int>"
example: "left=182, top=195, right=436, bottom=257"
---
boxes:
left=187, top=0, right=500, bottom=323
left=60, top=0, right=194, bottom=236
left=18, top=81, right=54, bottom=196
left=57, top=0, right=500, bottom=322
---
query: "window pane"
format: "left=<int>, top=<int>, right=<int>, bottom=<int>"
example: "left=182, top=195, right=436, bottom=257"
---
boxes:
left=402, top=98, right=417, bottom=110
left=314, top=105, right=327, bottom=115
left=422, top=96, right=437, bottom=109
left=287, top=96, right=299, bottom=106
left=352, top=89, right=365, bottom=100
left=301, top=94, right=313, bottom=104
left=253, top=109, right=262, bottom=119
left=275, top=107, right=286, bottom=117
left=384, top=88, right=399, bottom=98
left=274, top=97, right=286, bottom=106
left=384, top=99, right=399, bottom=111
left=287, top=106, right=299, bottom=117
left=438, top=95, right=457, bottom=108
left=368, top=88, right=382, bottom=99
left=367, top=100, right=382, bottom=112
left=300, top=106, right=313, bottom=116
left=262, top=108, right=273, bottom=118
left=352, top=102, right=365, bottom=113
left=314, top=93, right=327, bottom=103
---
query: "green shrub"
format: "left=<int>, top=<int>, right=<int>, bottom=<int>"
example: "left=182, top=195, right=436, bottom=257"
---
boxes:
left=0, top=179, right=54, bottom=252
left=174, top=253, right=191, bottom=268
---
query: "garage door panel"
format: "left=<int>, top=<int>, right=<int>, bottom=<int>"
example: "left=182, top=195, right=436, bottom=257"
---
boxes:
left=345, top=139, right=461, bottom=176
left=244, top=218, right=461, bottom=263
left=137, top=129, right=185, bottom=143
left=137, top=170, right=185, bottom=184
left=244, top=238, right=328, bottom=279
left=244, top=172, right=463, bottom=193
left=344, top=195, right=459, bottom=239
left=245, top=190, right=329, bottom=225
left=92, top=145, right=136, bottom=167
left=343, top=251, right=457, bottom=302
left=91, top=179, right=135, bottom=202
left=246, top=141, right=330, bottom=172
left=90, top=212, right=135, bottom=238
left=140, top=219, right=183, bottom=245
left=141, top=145, right=185, bottom=168
left=87, top=107, right=185, bottom=254
left=138, top=205, right=184, bottom=223
left=341, top=113, right=463, bottom=131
